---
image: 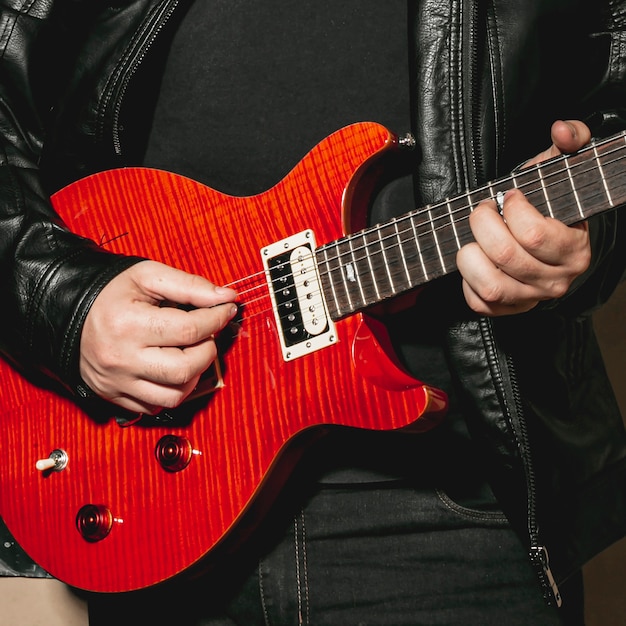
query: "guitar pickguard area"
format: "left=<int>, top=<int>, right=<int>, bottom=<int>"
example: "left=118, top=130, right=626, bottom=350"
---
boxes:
left=262, top=230, right=336, bottom=361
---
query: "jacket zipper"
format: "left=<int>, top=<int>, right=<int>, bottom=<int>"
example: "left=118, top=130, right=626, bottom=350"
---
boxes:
left=504, top=348, right=562, bottom=606
left=102, top=0, right=180, bottom=155
left=480, top=319, right=562, bottom=607
left=467, top=0, right=485, bottom=185
left=468, top=2, right=560, bottom=606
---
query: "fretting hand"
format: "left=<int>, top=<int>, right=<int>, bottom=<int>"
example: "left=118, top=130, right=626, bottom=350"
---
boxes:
left=456, top=120, right=592, bottom=316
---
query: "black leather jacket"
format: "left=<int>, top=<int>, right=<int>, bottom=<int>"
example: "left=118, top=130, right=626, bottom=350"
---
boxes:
left=1, top=0, right=626, bottom=604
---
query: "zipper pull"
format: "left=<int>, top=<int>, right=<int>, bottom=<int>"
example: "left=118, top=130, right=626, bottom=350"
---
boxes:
left=530, top=545, right=562, bottom=607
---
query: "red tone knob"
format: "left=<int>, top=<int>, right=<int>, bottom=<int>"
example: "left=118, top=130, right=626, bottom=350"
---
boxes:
left=76, top=504, right=113, bottom=543
left=155, top=435, right=193, bottom=472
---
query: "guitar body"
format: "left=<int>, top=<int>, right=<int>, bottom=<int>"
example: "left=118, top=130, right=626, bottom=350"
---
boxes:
left=0, top=122, right=447, bottom=592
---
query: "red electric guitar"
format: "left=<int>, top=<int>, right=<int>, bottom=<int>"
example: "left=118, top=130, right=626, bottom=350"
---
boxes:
left=0, top=122, right=624, bottom=593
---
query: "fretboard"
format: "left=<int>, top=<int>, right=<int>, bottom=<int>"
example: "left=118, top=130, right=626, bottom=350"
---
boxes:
left=317, top=131, right=626, bottom=320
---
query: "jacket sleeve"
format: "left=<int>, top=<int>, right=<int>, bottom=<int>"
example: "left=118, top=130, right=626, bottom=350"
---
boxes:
left=0, top=2, right=140, bottom=392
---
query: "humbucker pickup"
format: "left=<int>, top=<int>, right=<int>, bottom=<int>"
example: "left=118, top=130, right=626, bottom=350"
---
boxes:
left=261, top=230, right=336, bottom=361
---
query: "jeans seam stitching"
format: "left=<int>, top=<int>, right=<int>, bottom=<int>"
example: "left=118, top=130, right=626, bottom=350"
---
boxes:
left=258, top=556, right=271, bottom=626
left=294, top=511, right=310, bottom=625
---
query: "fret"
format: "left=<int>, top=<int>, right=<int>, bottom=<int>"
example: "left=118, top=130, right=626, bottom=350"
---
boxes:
left=347, top=233, right=367, bottom=307
left=565, top=145, right=614, bottom=218
left=486, top=182, right=500, bottom=212
left=317, top=244, right=342, bottom=319
left=318, top=236, right=366, bottom=318
left=591, top=133, right=626, bottom=213
left=427, top=205, right=446, bottom=273
left=466, top=189, right=475, bottom=213
left=487, top=180, right=511, bottom=215
left=360, top=228, right=384, bottom=305
left=410, top=206, right=445, bottom=281
left=377, top=227, right=396, bottom=295
left=564, top=155, right=585, bottom=219
left=443, top=193, right=476, bottom=249
left=445, top=198, right=462, bottom=250
left=593, top=143, right=614, bottom=208
left=371, top=219, right=414, bottom=298
left=526, top=138, right=623, bottom=224
left=411, top=209, right=437, bottom=280
left=537, top=165, right=554, bottom=217
left=335, top=238, right=356, bottom=313
left=410, top=212, right=430, bottom=282
left=394, top=212, right=431, bottom=289
left=394, top=217, right=413, bottom=288
left=429, top=196, right=472, bottom=276
left=467, top=183, right=499, bottom=210
left=512, top=168, right=546, bottom=215
left=511, top=167, right=555, bottom=217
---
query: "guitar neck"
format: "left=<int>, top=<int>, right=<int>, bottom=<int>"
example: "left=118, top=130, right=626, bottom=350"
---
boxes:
left=318, top=130, right=626, bottom=320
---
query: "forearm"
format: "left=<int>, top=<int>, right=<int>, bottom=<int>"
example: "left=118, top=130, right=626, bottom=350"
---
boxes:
left=0, top=2, right=138, bottom=391
left=0, top=158, right=140, bottom=390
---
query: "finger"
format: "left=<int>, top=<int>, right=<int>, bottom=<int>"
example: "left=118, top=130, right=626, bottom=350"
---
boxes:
left=109, top=340, right=217, bottom=412
left=139, top=339, right=219, bottom=387
left=472, top=191, right=589, bottom=271
left=460, top=272, right=538, bottom=316
left=498, top=190, right=564, bottom=266
left=110, top=379, right=196, bottom=414
left=140, top=300, right=238, bottom=348
left=550, top=119, right=591, bottom=153
left=457, top=239, right=538, bottom=303
left=500, top=190, right=591, bottom=272
left=468, top=199, right=540, bottom=277
left=460, top=201, right=552, bottom=303
left=524, top=120, right=592, bottom=167
left=91, top=367, right=202, bottom=414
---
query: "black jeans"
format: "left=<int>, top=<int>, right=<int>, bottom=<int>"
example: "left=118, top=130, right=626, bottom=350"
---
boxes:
left=88, top=480, right=581, bottom=626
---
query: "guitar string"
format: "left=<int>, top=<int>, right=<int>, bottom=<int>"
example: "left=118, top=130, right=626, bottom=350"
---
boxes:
left=230, top=134, right=626, bottom=300
left=222, top=138, right=626, bottom=323
left=318, top=137, right=626, bottom=267
left=226, top=141, right=626, bottom=325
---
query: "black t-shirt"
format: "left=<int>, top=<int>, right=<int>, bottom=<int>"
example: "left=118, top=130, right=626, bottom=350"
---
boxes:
left=143, top=1, right=491, bottom=496
left=143, top=1, right=412, bottom=196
